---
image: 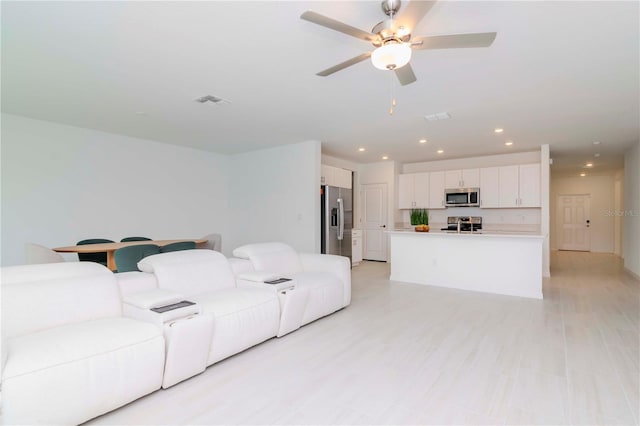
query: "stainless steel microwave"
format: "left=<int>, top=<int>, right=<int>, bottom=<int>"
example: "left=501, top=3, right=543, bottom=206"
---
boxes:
left=445, top=188, right=480, bottom=207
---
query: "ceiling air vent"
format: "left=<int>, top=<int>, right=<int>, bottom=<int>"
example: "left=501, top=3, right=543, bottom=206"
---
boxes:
left=424, top=112, right=451, bottom=121
left=195, top=95, right=230, bottom=105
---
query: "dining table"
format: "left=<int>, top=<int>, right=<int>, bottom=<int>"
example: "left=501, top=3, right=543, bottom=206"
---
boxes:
left=53, top=239, right=208, bottom=271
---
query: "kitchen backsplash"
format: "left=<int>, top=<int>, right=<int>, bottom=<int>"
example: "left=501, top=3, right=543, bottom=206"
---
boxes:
left=398, top=207, right=541, bottom=233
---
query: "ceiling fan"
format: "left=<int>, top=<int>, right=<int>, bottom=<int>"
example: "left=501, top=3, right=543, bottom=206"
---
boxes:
left=301, top=0, right=497, bottom=86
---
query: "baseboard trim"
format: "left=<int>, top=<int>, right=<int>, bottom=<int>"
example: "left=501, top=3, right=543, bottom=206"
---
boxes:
left=624, top=267, right=640, bottom=282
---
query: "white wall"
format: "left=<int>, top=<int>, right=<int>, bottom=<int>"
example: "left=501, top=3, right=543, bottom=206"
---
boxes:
left=623, top=141, right=640, bottom=276
left=1, top=114, right=230, bottom=265
left=550, top=174, right=617, bottom=253
left=226, top=140, right=321, bottom=254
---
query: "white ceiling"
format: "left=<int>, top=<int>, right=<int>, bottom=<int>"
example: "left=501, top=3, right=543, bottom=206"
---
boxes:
left=2, top=1, right=638, bottom=175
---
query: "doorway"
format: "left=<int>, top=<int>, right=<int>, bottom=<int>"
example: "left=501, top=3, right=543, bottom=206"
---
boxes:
left=361, top=183, right=388, bottom=261
left=557, top=194, right=591, bottom=251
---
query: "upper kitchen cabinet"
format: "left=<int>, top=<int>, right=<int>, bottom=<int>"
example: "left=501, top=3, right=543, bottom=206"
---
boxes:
left=428, top=171, right=446, bottom=209
left=479, top=167, right=500, bottom=208
left=321, top=165, right=352, bottom=189
left=445, top=168, right=480, bottom=189
left=398, top=173, right=429, bottom=209
left=481, top=164, right=540, bottom=208
left=518, top=164, right=541, bottom=207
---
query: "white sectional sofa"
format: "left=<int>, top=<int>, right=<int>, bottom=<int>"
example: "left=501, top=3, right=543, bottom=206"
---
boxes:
left=231, top=242, right=351, bottom=327
left=0, top=243, right=351, bottom=424
left=135, top=249, right=281, bottom=367
left=0, top=262, right=165, bottom=425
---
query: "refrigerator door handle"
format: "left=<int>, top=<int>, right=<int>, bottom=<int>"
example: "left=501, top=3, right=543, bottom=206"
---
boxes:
left=337, top=197, right=344, bottom=240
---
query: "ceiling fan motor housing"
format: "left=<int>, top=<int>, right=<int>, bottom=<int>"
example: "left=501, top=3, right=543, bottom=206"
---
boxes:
left=381, top=0, right=402, bottom=17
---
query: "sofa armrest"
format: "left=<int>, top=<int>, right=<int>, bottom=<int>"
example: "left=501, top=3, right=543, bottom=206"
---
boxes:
left=122, top=289, right=199, bottom=329
left=299, top=253, right=351, bottom=306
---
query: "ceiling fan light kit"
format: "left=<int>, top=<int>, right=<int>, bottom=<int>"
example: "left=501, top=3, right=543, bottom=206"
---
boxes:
left=371, top=42, right=412, bottom=70
left=300, top=0, right=496, bottom=87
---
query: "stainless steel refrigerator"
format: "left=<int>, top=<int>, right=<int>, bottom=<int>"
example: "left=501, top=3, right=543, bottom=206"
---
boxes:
left=321, top=185, right=353, bottom=260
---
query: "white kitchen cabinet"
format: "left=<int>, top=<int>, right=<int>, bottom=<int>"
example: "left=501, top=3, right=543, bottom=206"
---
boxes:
left=518, top=163, right=541, bottom=207
left=351, top=229, right=363, bottom=266
left=499, top=166, right=520, bottom=207
left=482, top=164, right=540, bottom=208
left=479, top=167, right=501, bottom=208
left=321, top=165, right=352, bottom=189
left=445, top=168, right=480, bottom=188
left=398, top=173, right=429, bottom=209
left=428, top=171, right=446, bottom=209
left=321, top=165, right=333, bottom=186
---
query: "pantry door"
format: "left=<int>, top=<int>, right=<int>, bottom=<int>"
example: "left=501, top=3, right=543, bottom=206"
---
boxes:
left=362, top=183, right=388, bottom=261
left=557, top=194, right=591, bottom=251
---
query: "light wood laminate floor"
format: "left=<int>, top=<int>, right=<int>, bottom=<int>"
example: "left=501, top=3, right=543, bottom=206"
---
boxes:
left=89, top=251, right=639, bottom=425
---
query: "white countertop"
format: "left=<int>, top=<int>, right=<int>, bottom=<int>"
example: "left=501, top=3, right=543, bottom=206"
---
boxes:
left=388, top=229, right=544, bottom=239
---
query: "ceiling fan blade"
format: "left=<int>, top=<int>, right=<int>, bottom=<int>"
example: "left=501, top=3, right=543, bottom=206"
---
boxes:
left=316, top=52, right=372, bottom=77
left=396, top=1, right=437, bottom=34
left=395, top=63, right=417, bottom=86
left=301, top=11, right=378, bottom=42
left=411, top=32, right=497, bottom=50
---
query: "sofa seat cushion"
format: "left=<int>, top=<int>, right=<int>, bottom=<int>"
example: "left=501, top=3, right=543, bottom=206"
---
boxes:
left=3, top=317, right=162, bottom=380
left=191, top=287, right=277, bottom=319
left=190, top=288, right=280, bottom=365
left=288, top=271, right=345, bottom=325
left=2, top=317, right=165, bottom=425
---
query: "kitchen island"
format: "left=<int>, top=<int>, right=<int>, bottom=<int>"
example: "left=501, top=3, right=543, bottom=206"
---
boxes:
left=388, top=230, right=544, bottom=299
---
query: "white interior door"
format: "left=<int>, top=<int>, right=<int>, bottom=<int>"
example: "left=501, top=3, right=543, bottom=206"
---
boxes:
left=362, top=183, right=388, bottom=261
left=557, top=194, right=591, bottom=251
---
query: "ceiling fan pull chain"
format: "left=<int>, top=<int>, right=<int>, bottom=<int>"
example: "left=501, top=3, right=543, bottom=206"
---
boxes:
left=389, top=70, right=396, bottom=115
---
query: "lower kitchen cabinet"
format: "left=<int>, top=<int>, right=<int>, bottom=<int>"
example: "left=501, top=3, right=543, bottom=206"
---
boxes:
left=352, top=230, right=363, bottom=266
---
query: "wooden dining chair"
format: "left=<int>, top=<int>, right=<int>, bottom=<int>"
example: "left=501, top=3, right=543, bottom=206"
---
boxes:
left=76, top=238, right=114, bottom=266
left=114, top=244, right=161, bottom=273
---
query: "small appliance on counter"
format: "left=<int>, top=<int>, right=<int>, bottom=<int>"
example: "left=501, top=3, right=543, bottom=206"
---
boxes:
left=441, top=216, right=482, bottom=233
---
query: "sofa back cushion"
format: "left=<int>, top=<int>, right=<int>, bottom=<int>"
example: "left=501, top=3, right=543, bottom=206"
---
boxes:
left=232, top=242, right=303, bottom=274
left=138, top=250, right=235, bottom=297
left=1, top=262, right=121, bottom=339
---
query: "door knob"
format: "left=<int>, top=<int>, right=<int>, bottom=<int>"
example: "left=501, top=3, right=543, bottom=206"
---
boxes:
left=380, top=225, right=386, bottom=228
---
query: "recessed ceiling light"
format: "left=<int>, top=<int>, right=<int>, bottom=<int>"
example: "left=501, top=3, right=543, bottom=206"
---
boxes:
left=494, top=128, right=504, bottom=133
left=382, top=155, right=389, bottom=160
left=585, top=162, right=593, bottom=167
left=593, top=141, right=601, bottom=145
left=594, top=153, right=601, bottom=157
left=358, top=147, right=365, bottom=152
left=419, top=139, right=427, bottom=144
left=505, top=141, right=513, bottom=146
left=437, top=149, right=444, bottom=154
left=580, top=173, right=586, bottom=177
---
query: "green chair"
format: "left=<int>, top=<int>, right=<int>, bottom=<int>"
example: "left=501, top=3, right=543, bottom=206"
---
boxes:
left=76, top=238, right=114, bottom=266
left=120, top=237, right=152, bottom=242
left=114, top=244, right=160, bottom=273
left=160, top=241, right=196, bottom=253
